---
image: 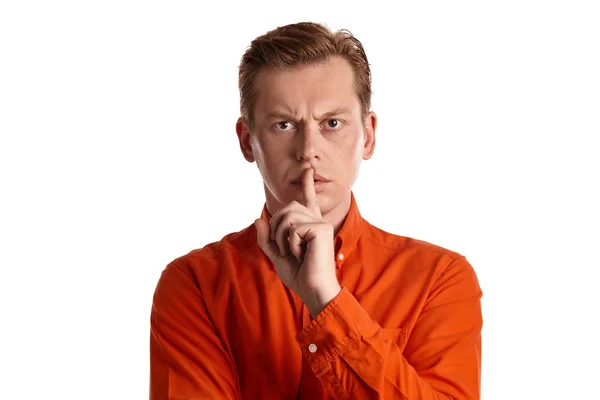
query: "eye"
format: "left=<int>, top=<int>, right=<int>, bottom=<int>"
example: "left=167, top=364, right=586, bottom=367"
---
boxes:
left=326, top=119, right=343, bottom=129
left=274, top=121, right=295, bottom=131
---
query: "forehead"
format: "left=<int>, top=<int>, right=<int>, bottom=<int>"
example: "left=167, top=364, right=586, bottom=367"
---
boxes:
left=253, top=57, right=360, bottom=117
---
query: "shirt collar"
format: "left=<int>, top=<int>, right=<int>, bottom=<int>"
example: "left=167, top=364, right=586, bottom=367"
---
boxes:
left=258, top=191, right=364, bottom=270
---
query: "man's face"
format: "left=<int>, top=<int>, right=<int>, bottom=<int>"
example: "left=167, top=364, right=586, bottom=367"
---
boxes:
left=236, top=56, right=376, bottom=216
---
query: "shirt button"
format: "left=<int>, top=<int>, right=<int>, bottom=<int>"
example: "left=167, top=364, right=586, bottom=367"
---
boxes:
left=308, top=343, right=318, bottom=353
left=338, top=253, right=344, bottom=261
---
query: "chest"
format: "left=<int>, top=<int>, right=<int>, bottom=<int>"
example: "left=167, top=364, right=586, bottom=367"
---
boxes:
left=207, top=257, right=427, bottom=398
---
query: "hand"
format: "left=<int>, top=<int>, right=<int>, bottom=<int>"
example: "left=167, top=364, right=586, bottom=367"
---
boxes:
left=255, top=168, right=341, bottom=317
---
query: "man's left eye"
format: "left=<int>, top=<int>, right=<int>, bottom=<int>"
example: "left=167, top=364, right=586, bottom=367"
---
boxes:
left=327, top=120, right=342, bottom=129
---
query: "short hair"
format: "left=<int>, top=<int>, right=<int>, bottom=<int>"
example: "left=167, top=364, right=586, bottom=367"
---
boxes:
left=238, top=22, right=372, bottom=130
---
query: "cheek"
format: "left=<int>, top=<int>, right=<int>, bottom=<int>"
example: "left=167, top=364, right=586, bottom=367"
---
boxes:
left=338, top=135, right=363, bottom=165
left=253, top=136, right=274, bottom=162
left=335, top=136, right=364, bottom=183
left=254, top=137, right=288, bottom=176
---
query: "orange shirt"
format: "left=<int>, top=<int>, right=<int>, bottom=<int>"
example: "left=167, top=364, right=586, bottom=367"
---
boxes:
left=150, top=193, right=483, bottom=399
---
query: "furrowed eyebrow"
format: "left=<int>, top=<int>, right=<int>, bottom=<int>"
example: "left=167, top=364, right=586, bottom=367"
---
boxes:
left=265, top=111, right=296, bottom=120
left=265, top=107, right=351, bottom=121
left=318, top=107, right=351, bottom=119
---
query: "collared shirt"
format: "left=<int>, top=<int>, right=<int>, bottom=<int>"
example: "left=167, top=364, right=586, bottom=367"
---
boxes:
left=150, top=192, right=483, bottom=399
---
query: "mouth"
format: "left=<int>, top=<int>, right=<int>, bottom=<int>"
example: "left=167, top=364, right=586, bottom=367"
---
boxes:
left=290, top=179, right=331, bottom=191
left=291, top=179, right=330, bottom=185
left=291, top=173, right=330, bottom=185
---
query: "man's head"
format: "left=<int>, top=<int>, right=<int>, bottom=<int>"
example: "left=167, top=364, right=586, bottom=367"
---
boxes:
left=236, top=22, right=377, bottom=221
left=238, top=22, right=373, bottom=130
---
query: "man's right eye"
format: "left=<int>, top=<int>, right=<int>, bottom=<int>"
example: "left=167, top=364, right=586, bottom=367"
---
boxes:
left=275, top=121, right=294, bottom=131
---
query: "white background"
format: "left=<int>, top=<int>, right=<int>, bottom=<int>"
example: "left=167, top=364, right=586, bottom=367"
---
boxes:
left=1, top=1, right=598, bottom=399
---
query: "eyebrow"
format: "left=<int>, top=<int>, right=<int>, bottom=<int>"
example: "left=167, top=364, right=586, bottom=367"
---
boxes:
left=265, top=107, right=351, bottom=121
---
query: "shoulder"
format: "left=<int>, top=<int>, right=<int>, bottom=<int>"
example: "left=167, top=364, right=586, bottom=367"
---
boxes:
left=359, top=219, right=476, bottom=281
left=361, top=220, right=463, bottom=259
left=156, top=222, right=258, bottom=290
left=176, top=222, right=256, bottom=265
left=360, top=220, right=481, bottom=298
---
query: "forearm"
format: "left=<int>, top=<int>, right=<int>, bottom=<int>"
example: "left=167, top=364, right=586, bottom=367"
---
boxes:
left=296, top=287, right=481, bottom=399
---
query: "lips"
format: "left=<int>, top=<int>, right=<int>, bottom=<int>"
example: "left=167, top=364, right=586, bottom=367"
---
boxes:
left=291, top=172, right=330, bottom=184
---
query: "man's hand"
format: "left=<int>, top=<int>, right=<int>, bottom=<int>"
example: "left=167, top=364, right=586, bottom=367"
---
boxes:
left=255, top=168, right=341, bottom=317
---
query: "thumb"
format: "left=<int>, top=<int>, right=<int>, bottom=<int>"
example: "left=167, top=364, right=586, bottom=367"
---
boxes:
left=254, top=218, right=277, bottom=261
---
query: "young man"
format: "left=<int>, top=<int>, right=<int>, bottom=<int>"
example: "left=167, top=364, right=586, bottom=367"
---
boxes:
left=150, top=22, right=482, bottom=399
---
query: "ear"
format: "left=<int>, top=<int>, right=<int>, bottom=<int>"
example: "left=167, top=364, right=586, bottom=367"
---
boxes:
left=236, top=117, right=255, bottom=162
left=362, top=111, right=377, bottom=160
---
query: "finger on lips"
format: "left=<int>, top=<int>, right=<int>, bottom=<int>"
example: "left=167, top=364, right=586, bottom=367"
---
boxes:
left=264, top=167, right=322, bottom=258
left=302, top=168, right=320, bottom=216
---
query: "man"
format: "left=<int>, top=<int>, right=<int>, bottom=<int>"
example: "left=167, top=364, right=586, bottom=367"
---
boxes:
left=150, top=21, right=482, bottom=399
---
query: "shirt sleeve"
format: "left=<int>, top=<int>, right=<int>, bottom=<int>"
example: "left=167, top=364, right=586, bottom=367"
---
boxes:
left=150, top=262, right=241, bottom=400
left=295, top=255, right=483, bottom=399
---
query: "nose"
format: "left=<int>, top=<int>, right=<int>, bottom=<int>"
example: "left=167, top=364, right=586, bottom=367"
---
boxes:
left=295, top=123, right=322, bottom=162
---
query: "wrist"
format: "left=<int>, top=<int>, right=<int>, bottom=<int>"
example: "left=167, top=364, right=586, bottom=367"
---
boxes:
left=304, top=283, right=342, bottom=318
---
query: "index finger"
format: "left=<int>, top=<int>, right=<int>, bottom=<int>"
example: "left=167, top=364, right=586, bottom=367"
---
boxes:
left=302, top=168, right=321, bottom=217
